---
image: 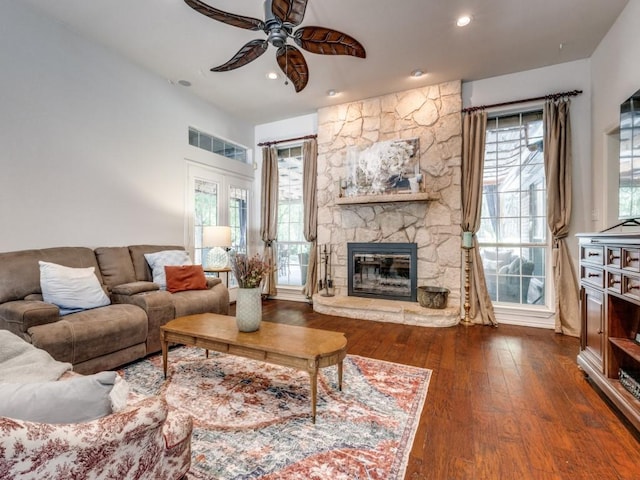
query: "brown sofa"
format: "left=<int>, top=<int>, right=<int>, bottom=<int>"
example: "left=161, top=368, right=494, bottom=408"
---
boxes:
left=0, top=245, right=229, bottom=374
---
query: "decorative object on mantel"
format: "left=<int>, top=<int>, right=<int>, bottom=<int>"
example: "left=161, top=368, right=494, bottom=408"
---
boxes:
left=230, top=252, right=272, bottom=332
left=460, top=231, right=474, bottom=326
left=344, top=138, right=420, bottom=196
left=318, top=244, right=334, bottom=297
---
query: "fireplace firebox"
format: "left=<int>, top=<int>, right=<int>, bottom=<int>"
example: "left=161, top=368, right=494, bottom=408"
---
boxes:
left=347, top=243, right=417, bottom=302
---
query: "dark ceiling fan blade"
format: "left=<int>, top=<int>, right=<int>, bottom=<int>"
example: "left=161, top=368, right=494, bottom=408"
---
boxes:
left=184, top=0, right=264, bottom=31
left=271, top=0, right=308, bottom=27
left=211, top=39, right=268, bottom=72
left=294, top=26, right=366, bottom=58
left=276, top=45, right=309, bottom=92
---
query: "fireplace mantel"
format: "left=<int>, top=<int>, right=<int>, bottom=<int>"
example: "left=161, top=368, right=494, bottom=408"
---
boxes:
left=335, top=192, right=438, bottom=206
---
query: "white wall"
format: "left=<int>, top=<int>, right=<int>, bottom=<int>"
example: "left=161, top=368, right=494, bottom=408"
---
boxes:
left=590, top=0, right=640, bottom=229
left=0, top=2, right=254, bottom=252
left=254, top=114, right=318, bottom=145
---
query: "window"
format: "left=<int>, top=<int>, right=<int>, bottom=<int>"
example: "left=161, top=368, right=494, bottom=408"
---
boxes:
left=229, top=186, right=248, bottom=255
left=478, top=110, right=548, bottom=306
left=226, top=185, right=249, bottom=288
left=276, top=146, right=311, bottom=287
left=189, top=127, right=248, bottom=164
left=193, top=178, right=219, bottom=266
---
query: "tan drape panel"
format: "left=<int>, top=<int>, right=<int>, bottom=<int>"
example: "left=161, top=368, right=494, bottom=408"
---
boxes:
left=462, top=111, right=498, bottom=326
left=544, top=99, right=580, bottom=337
left=301, top=139, right=318, bottom=298
left=260, top=146, right=278, bottom=296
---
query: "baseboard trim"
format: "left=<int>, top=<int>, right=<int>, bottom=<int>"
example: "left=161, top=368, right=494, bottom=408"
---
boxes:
left=495, top=309, right=555, bottom=329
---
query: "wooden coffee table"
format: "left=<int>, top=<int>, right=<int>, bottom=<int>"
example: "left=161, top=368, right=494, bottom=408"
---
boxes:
left=160, top=313, right=347, bottom=423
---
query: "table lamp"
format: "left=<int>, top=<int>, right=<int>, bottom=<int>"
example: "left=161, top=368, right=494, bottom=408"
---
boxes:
left=203, top=226, right=232, bottom=269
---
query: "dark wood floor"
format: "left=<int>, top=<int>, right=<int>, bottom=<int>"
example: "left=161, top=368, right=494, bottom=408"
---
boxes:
left=247, top=299, right=640, bottom=480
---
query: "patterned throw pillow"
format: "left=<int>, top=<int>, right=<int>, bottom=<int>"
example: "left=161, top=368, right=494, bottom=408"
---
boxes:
left=144, top=250, right=192, bottom=290
left=164, top=265, right=208, bottom=293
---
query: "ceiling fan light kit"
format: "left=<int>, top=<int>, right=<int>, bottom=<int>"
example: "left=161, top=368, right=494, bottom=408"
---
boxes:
left=184, top=0, right=366, bottom=92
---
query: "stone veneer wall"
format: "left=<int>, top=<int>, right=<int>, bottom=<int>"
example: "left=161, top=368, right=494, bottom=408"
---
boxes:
left=316, top=80, right=463, bottom=307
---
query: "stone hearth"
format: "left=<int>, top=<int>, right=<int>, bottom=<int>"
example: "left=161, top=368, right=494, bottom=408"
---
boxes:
left=313, top=295, right=459, bottom=328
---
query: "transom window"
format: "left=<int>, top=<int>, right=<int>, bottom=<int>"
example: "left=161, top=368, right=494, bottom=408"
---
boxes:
left=478, top=110, right=548, bottom=306
left=189, top=127, right=248, bottom=164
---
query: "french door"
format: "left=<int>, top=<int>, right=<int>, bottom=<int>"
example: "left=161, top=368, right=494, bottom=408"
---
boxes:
left=185, top=161, right=251, bottom=279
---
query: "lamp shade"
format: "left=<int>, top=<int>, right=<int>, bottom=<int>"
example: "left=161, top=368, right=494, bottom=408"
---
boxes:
left=203, top=226, right=232, bottom=248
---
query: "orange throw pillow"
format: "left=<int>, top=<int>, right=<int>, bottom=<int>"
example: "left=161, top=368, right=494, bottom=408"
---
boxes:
left=164, top=265, right=208, bottom=293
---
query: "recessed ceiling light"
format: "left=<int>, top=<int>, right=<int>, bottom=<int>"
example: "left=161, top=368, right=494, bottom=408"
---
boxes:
left=177, top=79, right=191, bottom=87
left=266, top=72, right=279, bottom=80
left=411, top=69, right=425, bottom=78
left=327, top=89, right=337, bottom=97
left=456, top=15, right=472, bottom=27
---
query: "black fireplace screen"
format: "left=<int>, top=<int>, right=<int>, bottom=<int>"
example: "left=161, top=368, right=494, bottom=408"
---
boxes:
left=348, top=243, right=417, bottom=302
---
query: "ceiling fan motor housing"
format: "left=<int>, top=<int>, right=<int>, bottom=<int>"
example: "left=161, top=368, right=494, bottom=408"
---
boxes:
left=267, top=26, right=289, bottom=48
left=265, top=23, right=291, bottom=48
left=264, top=0, right=291, bottom=49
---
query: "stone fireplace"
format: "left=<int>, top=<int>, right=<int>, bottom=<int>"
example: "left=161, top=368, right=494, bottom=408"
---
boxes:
left=348, top=242, right=417, bottom=302
left=312, top=80, right=463, bottom=328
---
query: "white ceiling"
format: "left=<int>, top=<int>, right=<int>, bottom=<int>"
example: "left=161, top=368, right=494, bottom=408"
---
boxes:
left=21, top=0, right=629, bottom=125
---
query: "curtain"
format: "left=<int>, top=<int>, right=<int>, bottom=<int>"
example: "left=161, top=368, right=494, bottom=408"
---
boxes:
left=301, top=139, right=318, bottom=298
left=461, top=110, right=498, bottom=326
left=260, top=146, right=278, bottom=296
left=544, top=99, right=580, bottom=336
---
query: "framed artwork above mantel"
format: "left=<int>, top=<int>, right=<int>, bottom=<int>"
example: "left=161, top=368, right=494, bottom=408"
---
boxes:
left=341, top=138, right=421, bottom=197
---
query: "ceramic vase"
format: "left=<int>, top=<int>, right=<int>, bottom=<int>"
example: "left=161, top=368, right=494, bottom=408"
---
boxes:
left=235, top=287, right=262, bottom=332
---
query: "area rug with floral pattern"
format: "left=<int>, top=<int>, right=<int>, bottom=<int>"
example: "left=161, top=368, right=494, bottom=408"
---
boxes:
left=119, top=346, right=431, bottom=480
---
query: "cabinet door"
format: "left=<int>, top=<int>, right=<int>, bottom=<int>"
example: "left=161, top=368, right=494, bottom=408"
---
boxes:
left=581, top=286, right=604, bottom=371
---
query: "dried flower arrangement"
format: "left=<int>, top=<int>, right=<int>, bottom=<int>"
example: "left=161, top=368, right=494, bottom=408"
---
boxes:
left=230, top=253, right=272, bottom=289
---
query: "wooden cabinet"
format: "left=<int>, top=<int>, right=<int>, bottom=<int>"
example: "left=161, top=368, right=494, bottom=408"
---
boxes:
left=581, top=286, right=604, bottom=369
left=577, top=233, right=640, bottom=432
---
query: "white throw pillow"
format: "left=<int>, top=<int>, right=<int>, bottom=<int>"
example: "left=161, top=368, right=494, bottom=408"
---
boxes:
left=0, top=371, right=117, bottom=423
left=39, top=261, right=110, bottom=313
left=144, top=250, right=192, bottom=289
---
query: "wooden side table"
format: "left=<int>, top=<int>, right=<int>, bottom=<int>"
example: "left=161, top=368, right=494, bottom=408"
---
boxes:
left=204, top=267, right=232, bottom=286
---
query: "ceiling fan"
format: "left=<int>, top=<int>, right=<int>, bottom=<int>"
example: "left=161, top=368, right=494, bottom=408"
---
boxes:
left=184, top=0, right=366, bottom=92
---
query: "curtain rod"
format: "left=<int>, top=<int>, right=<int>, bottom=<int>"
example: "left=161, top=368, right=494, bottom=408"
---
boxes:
left=462, top=89, right=583, bottom=114
left=257, top=134, right=317, bottom=147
